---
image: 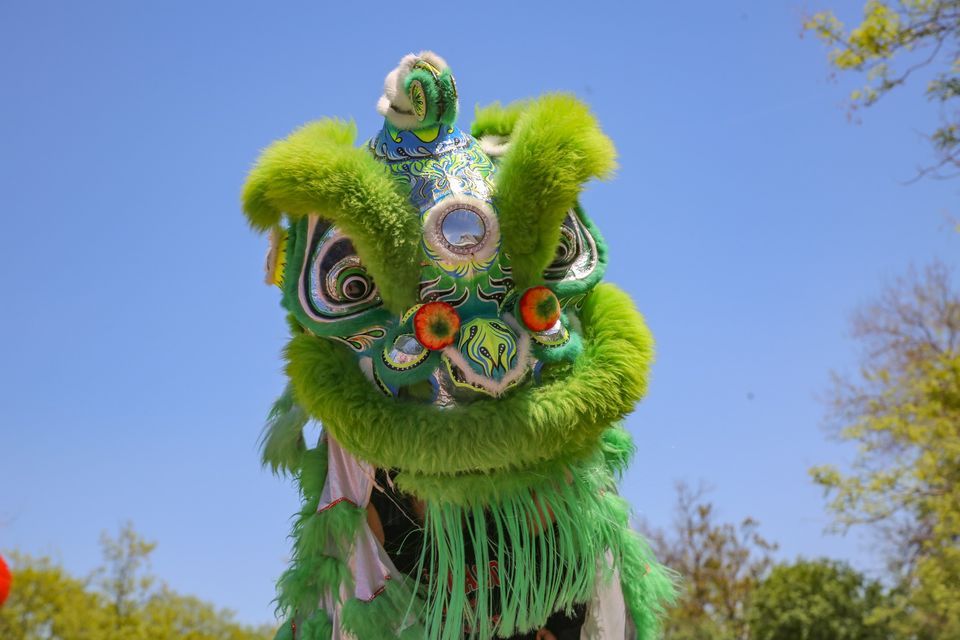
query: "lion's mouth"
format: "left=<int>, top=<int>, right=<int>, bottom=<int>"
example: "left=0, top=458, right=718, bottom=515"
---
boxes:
left=288, top=284, right=650, bottom=476
left=361, top=313, right=564, bottom=407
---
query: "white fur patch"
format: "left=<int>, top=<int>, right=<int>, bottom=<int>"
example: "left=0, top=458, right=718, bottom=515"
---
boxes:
left=478, top=135, right=511, bottom=157
left=377, top=50, right=449, bottom=129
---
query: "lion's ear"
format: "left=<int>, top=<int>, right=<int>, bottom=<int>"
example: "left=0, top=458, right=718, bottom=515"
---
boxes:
left=490, top=94, right=617, bottom=289
left=241, top=118, right=422, bottom=313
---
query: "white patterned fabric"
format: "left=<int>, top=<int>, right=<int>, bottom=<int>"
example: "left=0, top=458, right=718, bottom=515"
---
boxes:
left=318, top=435, right=400, bottom=639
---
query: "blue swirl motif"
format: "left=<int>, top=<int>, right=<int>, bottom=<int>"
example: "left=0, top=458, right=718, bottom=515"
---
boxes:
left=389, top=142, right=496, bottom=211
left=370, top=123, right=497, bottom=211
left=371, top=122, right=500, bottom=277
left=369, top=125, right=471, bottom=161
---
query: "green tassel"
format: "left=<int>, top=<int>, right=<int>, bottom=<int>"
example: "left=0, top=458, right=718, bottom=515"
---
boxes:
left=600, top=421, right=636, bottom=478
left=341, top=577, right=427, bottom=639
left=597, top=490, right=679, bottom=640
left=274, top=428, right=674, bottom=638
left=410, top=452, right=627, bottom=639
left=298, top=446, right=328, bottom=501
left=618, top=528, right=678, bottom=640
left=273, top=438, right=366, bottom=625
left=300, top=609, right=334, bottom=640
left=272, top=620, right=294, bottom=640
left=260, top=384, right=308, bottom=475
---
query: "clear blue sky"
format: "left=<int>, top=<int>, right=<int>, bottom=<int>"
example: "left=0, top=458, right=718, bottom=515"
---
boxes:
left=1, top=0, right=956, bottom=626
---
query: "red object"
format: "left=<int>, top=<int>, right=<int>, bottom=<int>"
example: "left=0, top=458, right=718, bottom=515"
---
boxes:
left=414, top=301, right=461, bottom=350
left=0, top=553, right=11, bottom=607
left=519, top=286, right=561, bottom=332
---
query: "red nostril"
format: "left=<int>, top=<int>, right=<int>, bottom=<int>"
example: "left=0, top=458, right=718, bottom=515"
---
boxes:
left=519, top=286, right=561, bottom=332
left=414, top=301, right=461, bottom=350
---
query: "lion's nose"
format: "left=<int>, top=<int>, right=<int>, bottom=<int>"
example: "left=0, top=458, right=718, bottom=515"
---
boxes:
left=454, top=317, right=521, bottom=381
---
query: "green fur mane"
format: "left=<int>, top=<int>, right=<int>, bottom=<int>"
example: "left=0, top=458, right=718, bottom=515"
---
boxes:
left=285, top=283, right=652, bottom=482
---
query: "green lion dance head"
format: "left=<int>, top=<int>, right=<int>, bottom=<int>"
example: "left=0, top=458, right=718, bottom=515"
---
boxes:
left=244, top=52, right=674, bottom=640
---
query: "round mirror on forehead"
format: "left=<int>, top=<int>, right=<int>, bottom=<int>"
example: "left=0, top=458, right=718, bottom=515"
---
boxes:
left=440, top=208, right=486, bottom=252
left=421, top=196, right=500, bottom=271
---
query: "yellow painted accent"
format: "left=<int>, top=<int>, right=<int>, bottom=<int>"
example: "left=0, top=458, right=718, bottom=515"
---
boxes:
left=413, top=59, right=441, bottom=78
left=411, top=124, right=442, bottom=143
left=266, top=227, right=287, bottom=288
left=387, top=122, right=402, bottom=143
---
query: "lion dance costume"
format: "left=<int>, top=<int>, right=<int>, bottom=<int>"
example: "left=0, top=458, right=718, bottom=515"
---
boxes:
left=243, top=52, right=675, bottom=640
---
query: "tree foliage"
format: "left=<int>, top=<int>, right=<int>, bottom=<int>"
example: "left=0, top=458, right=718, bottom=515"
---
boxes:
left=812, top=262, right=960, bottom=638
left=748, top=559, right=892, bottom=640
left=806, top=1, right=960, bottom=176
left=0, top=523, right=273, bottom=640
left=641, top=483, right=777, bottom=640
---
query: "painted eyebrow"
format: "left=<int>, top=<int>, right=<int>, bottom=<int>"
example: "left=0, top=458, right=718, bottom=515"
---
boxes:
left=242, top=118, right=422, bottom=314
left=477, top=94, right=617, bottom=289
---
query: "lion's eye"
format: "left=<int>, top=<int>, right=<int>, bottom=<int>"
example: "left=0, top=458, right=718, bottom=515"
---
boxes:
left=548, top=224, right=579, bottom=270
left=327, top=256, right=374, bottom=302
left=299, top=216, right=381, bottom=322
left=543, top=210, right=600, bottom=283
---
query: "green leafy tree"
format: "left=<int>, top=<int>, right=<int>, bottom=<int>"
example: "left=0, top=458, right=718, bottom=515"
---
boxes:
left=811, top=262, right=960, bottom=638
left=0, top=552, right=112, bottom=639
left=96, top=521, right=158, bottom=637
left=748, top=559, right=893, bottom=640
left=0, top=525, right=273, bottom=640
left=141, top=588, right=274, bottom=640
left=806, top=1, right=960, bottom=176
left=641, top=483, right=777, bottom=640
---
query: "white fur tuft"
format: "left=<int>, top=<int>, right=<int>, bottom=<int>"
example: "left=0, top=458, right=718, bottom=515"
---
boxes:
left=377, top=51, right=450, bottom=129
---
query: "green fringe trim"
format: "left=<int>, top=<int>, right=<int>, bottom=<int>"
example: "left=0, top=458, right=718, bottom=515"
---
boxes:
left=341, top=577, right=427, bottom=639
left=398, top=444, right=672, bottom=640
left=299, top=609, right=334, bottom=640
left=394, top=429, right=675, bottom=639
left=273, top=439, right=366, bottom=631
left=272, top=610, right=333, bottom=640
left=260, top=384, right=309, bottom=476
left=618, top=526, right=678, bottom=640
left=599, top=489, right=678, bottom=640
left=272, top=428, right=674, bottom=639
left=600, top=422, right=636, bottom=479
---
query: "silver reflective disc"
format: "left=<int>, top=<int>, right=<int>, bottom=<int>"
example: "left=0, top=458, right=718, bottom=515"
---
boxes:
left=440, top=209, right=486, bottom=250
left=388, top=334, right=426, bottom=364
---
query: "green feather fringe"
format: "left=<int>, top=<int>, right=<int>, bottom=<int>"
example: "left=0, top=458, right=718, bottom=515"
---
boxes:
left=617, top=525, right=678, bottom=639
left=397, top=443, right=674, bottom=640
left=600, top=422, right=636, bottom=479
left=260, top=384, right=308, bottom=475
left=273, top=438, right=366, bottom=632
left=301, top=609, right=333, bottom=640
left=272, top=431, right=674, bottom=639
left=341, top=577, right=426, bottom=639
